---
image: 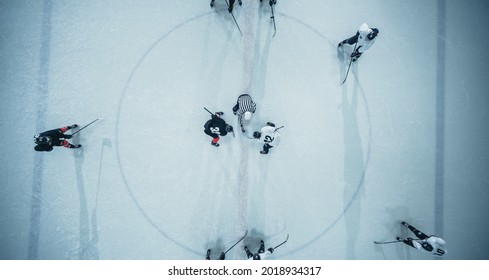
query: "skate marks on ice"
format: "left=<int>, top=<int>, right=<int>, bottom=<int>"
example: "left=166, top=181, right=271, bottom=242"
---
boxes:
left=114, top=13, right=217, bottom=257
left=264, top=14, right=372, bottom=258
left=113, top=10, right=371, bottom=258
left=29, top=0, right=53, bottom=260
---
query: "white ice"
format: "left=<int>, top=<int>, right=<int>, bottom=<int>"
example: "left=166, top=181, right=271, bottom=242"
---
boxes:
left=1, top=0, right=488, bottom=260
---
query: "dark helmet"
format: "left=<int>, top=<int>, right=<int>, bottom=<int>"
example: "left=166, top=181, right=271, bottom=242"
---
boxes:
left=367, top=28, right=379, bottom=40
left=253, top=253, right=261, bottom=260
left=253, top=131, right=261, bottom=139
left=435, top=248, right=446, bottom=256
left=266, top=122, right=276, bottom=127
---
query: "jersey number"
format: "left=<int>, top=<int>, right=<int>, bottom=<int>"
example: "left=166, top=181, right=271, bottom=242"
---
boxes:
left=264, top=135, right=274, bottom=143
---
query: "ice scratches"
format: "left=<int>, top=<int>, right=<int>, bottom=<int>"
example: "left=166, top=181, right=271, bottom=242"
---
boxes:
left=29, top=0, right=53, bottom=260
left=115, top=12, right=215, bottom=257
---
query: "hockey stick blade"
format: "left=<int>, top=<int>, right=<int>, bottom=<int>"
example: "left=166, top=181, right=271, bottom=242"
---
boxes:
left=373, top=240, right=401, bottom=245
left=341, top=57, right=353, bottom=85
left=273, top=233, right=289, bottom=249
left=224, top=230, right=248, bottom=254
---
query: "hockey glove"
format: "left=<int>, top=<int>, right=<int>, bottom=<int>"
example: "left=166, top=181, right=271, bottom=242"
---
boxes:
left=268, top=248, right=274, bottom=254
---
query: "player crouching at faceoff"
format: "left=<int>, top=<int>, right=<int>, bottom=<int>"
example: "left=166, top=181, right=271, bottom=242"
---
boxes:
left=204, top=112, right=233, bottom=147
left=253, top=122, right=281, bottom=154
left=397, top=221, right=447, bottom=256
left=33, top=124, right=81, bottom=152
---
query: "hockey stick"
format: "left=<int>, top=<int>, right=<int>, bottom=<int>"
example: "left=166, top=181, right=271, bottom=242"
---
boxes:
left=225, top=0, right=242, bottom=36
left=204, top=107, right=213, bottom=115
left=246, top=125, right=283, bottom=139
left=224, top=230, right=248, bottom=254
left=274, top=125, right=284, bottom=132
left=341, top=41, right=358, bottom=85
left=273, top=233, right=289, bottom=249
left=270, top=4, right=277, bottom=37
left=71, top=119, right=99, bottom=135
left=374, top=238, right=421, bottom=245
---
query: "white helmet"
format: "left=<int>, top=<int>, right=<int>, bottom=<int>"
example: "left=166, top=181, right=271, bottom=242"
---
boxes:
left=359, top=23, right=371, bottom=33
left=244, top=111, right=253, bottom=121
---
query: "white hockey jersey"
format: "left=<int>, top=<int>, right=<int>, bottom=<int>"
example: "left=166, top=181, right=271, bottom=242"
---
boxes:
left=412, top=236, right=447, bottom=256
left=357, top=23, right=377, bottom=53
left=260, top=125, right=281, bottom=147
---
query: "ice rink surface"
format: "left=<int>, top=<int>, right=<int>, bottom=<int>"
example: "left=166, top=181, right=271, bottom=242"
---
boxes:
left=1, top=0, right=489, bottom=260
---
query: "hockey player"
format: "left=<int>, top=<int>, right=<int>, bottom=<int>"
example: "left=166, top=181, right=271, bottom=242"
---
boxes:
left=259, top=0, right=277, bottom=6
left=204, top=112, right=233, bottom=147
left=33, top=124, right=81, bottom=152
left=205, top=249, right=225, bottom=260
left=232, top=94, right=257, bottom=133
left=397, top=221, right=447, bottom=256
left=244, top=240, right=274, bottom=260
left=213, top=0, right=242, bottom=12
left=338, top=23, right=379, bottom=61
left=210, top=0, right=241, bottom=10
left=253, top=122, right=281, bottom=154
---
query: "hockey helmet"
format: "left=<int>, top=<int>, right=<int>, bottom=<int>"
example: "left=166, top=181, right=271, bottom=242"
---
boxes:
left=435, top=248, right=446, bottom=256
left=252, top=253, right=261, bottom=260
left=358, top=23, right=370, bottom=33
left=367, top=28, right=379, bottom=40
left=253, top=131, right=261, bottom=139
left=244, top=111, right=253, bottom=121
left=266, top=122, right=276, bottom=127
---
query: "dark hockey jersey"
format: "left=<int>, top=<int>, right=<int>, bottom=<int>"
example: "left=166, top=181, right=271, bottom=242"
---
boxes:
left=204, top=114, right=228, bottom=136
left=34, top=128, right=69, bottom=152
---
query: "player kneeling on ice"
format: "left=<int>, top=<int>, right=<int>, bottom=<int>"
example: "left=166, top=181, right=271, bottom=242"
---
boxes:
left=244, top=240, right=274, bottom=260
left=33, top=124, right=81, bottom=152
left=253, top=122, right=281, bottom=154
left=397, top=221, right=447, bottom=256
left=204, top=112, right=233, bottom=147
left=232, top=93, right=257, bottom=133
left=338, top=22, right=379, bottom=61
